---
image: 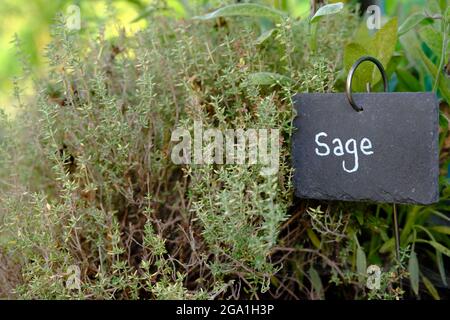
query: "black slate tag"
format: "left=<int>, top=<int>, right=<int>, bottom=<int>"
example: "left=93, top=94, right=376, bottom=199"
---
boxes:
left=292, top=92, right=439, bottom=205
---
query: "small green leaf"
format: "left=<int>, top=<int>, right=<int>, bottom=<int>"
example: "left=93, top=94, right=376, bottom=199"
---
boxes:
left=440, top=111, right=449, bottom=129
left=408, top=251, right=420, bottom=296
left=398, top=13, right=433, bottom=36
left=416, top=238, right=450, bottom=257
left=422, top=274, right=440, bottom=300
left=354, top=210, right=364, bottom=225
left=430, top=225, right=450, bottom=235
left=308, top=266, right=323, bottom=298
left=310, top=2, right=344, bottom=24
left=356, top=246, right=367, bottom=283
left=436, top=251, right=448, bottom=287
left=193, top=4, right=285, bottom=21
left=370, top=18, right=398, bottom=85
left=307, top=228, right=322, bottom=249
left=417, top=240, right=450, bottom=257
left=246, top=72, right=292, bottom=86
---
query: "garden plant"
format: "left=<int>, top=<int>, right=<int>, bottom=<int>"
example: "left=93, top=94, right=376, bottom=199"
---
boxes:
left=0, top=0, right=449, bottom=300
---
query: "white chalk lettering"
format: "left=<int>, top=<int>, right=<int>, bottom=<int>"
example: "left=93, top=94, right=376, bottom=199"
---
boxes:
left=314, top=132, right=374, bottom=173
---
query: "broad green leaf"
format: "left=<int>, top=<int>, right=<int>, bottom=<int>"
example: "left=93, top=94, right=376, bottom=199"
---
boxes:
left=419, top=26, right=445, bottom=59
left=353, top=22, right=372, bottom=50
left=356, top=246, right=367, bottom=283
left=343, top=43, right=371, bottom=92
left=246, top=72, right=292, bottom=86
left=370, top=18, right=398, bottom=85
left=308, top=266, right=323, bottom=298
left=430, top=225, right=450, bottom=235
left=422, top=275, right=440, bottom=300
left=344, top=19, right=398, bottom=91
left=408, top=251, right=420, bottom=296
left=310, top=2, right=344, bottom=24
left=193, top=4, right=285, bottom=21
left=307, top=228, right=321, bottom=249
left=398, top=13, right=433, bottom=36
left=436, top=251, right=448, bottom=286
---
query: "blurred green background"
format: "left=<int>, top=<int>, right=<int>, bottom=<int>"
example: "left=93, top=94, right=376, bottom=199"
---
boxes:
left=0, top=0, right=428, bottom=115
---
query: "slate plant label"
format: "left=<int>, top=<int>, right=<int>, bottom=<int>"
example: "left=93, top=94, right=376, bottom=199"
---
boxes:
left=292, top=92, right=439, bottom=205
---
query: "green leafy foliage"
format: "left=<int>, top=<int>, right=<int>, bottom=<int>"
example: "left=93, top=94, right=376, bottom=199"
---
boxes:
left=0, top=3, right=363, bottom=300
left=398, top=13, right=433, bottom=36
left=0, top=0, right=449, bottom=301
left=193, top=3, right=285, bottom=21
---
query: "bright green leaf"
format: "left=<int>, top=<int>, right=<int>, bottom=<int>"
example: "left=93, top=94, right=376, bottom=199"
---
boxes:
left=344, top=19, right=398, bottom=91
left=430, top=225, right=450, bottom=235
left=370, top=18, right=398, bottom=85
left=307, top=228, right=321, bottom=249
left=353, top=22, right=372, bottom=50
left=343, top=43, right=371, bottom=92
left=310, top=2, right=344, bottom=24
left=419, top=26, right=444, bottom=58
left=422, top=274, right=440, bottom=300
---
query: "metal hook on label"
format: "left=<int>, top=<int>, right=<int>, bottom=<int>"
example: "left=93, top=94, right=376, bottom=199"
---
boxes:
left=345, top=56, right=389, bottom=112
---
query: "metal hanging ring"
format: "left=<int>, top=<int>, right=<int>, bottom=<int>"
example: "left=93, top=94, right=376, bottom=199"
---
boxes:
left=345, top=56, right=388, bottom=112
